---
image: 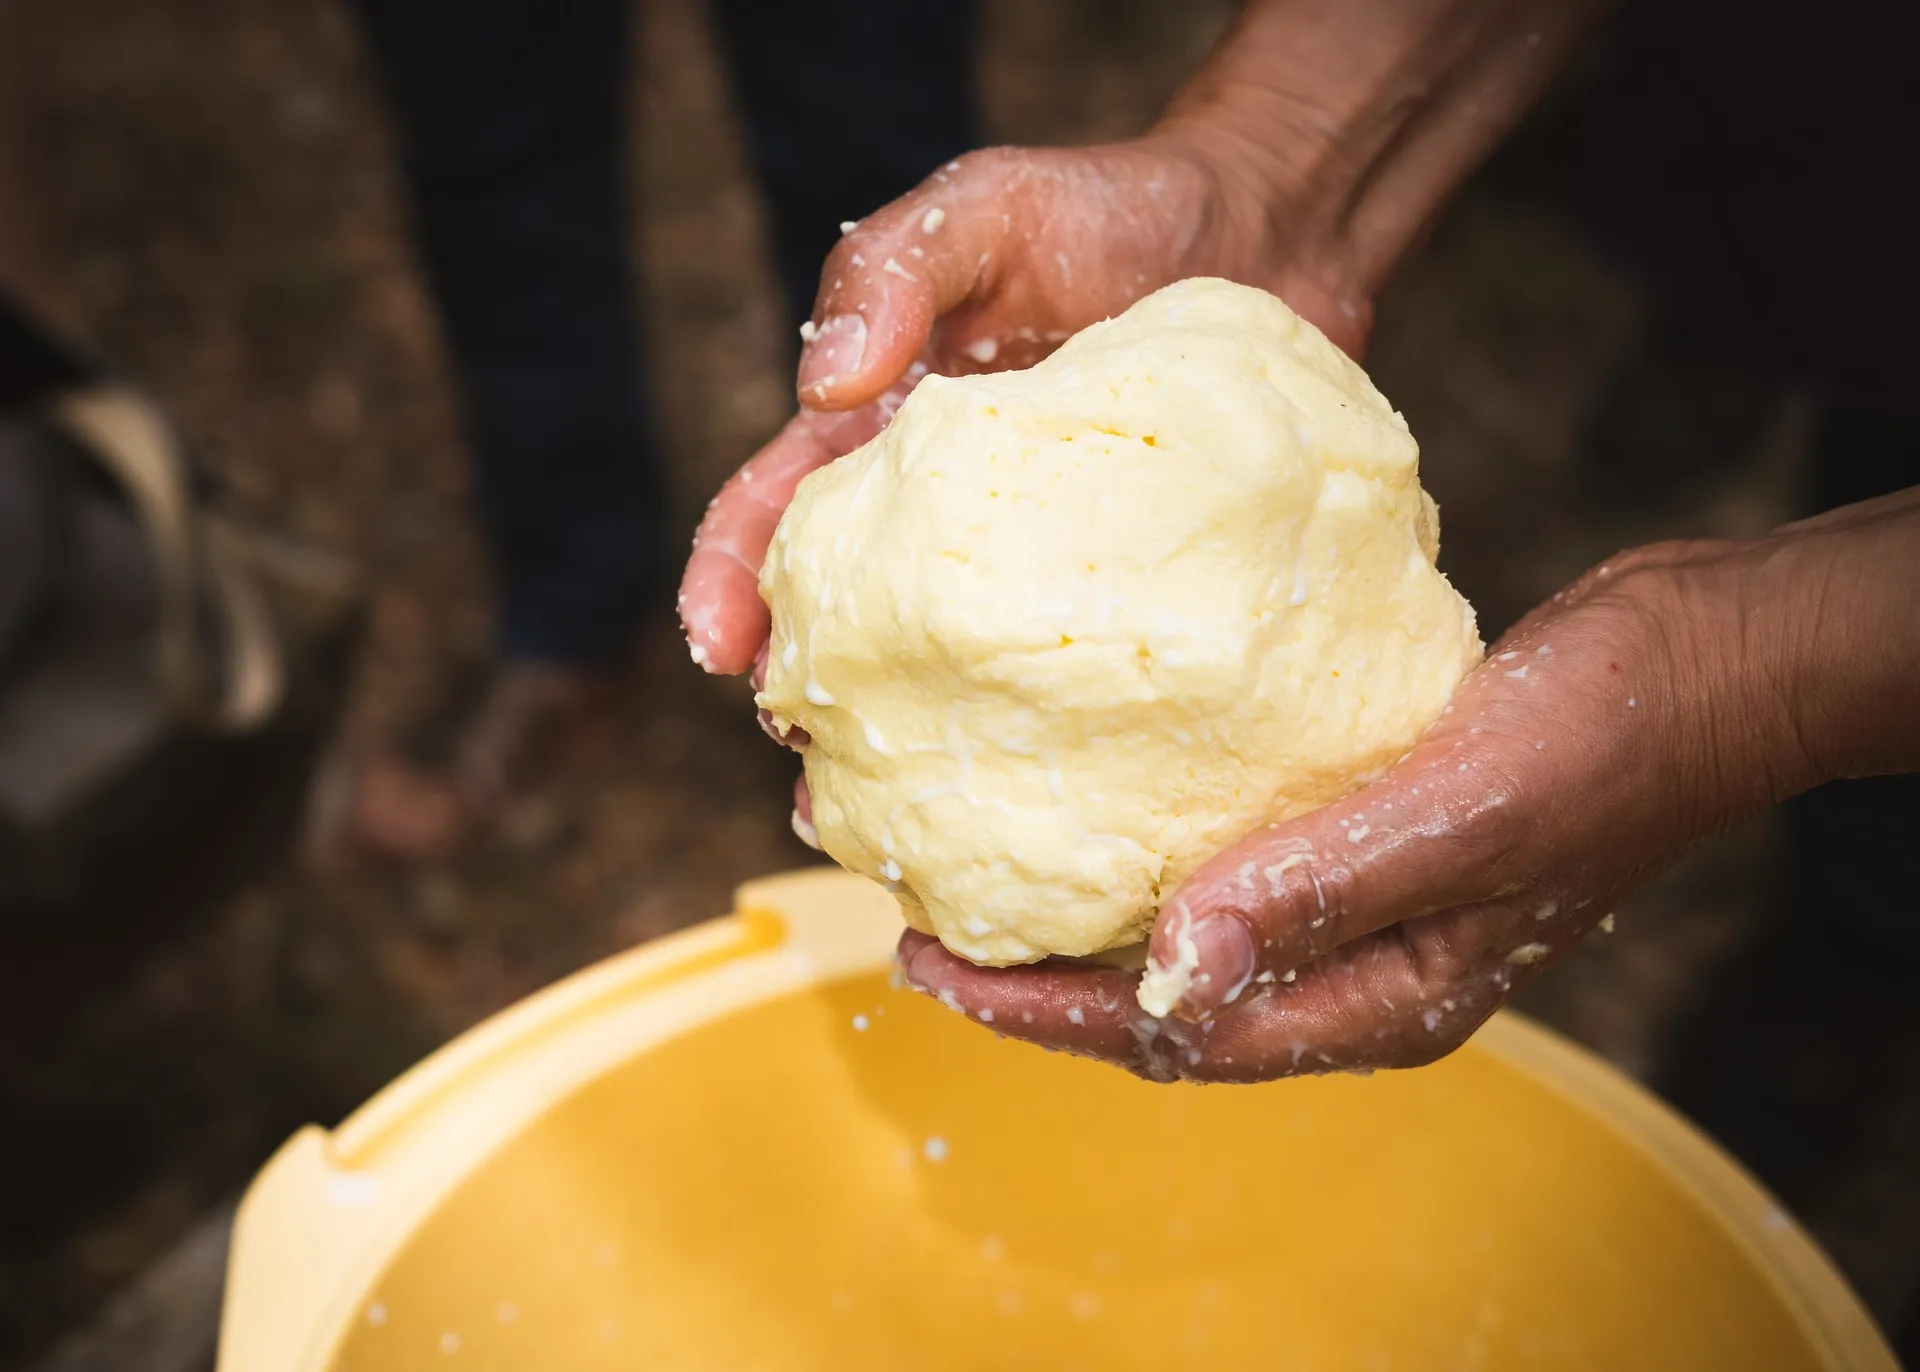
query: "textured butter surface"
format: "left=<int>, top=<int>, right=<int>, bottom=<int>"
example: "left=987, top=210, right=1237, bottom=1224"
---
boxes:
left=759, top=278, right=1481, bottom=964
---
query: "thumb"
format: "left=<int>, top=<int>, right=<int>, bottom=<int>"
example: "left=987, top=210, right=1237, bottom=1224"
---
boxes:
left=1139, top=734, right=1536, bottom=1022
left=795, top=152, right=1014, bottom=410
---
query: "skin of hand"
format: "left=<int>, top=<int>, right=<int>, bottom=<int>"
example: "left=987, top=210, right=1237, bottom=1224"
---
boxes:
left=678, top=138, right=1345, bottom=683
left=679, top=0, right=1612, bottom=679
left=666, top=0, right=1842, bottom=1081
left=896, top=491, right=1920, bottom=1082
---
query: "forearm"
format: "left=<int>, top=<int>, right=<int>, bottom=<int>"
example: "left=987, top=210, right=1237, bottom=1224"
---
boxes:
left=1149, top=0, right=1614, bottom=303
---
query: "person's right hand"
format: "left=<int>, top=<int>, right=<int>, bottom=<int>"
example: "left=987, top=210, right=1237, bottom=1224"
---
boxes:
left=677, top=136, right=1377, bottom=681
left=681, top=0, right=1617, bottom=677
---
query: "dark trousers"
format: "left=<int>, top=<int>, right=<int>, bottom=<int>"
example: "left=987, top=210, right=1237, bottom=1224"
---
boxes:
left=349, top=0, right=977, bottom=664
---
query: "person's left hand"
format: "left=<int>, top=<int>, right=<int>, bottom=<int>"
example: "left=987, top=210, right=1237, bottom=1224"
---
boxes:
left=892, top=535, right=1816, bottom=1082
left=679, top=137, right=1375, bottom=684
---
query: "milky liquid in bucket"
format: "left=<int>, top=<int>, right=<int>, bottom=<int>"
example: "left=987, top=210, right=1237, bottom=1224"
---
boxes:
left=221, top=873, right=1893, bottom=1371
left=326, top=986, right=1874, bottom=1369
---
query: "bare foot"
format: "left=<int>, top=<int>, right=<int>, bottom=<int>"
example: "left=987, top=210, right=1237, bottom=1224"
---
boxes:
left=350, top=660, right=621, bottom=861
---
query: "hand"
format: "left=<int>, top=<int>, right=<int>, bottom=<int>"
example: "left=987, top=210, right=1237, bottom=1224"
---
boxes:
left=680, top=0, right=1620, bottom=678
left=894, top=505, right=1920, bottom=1083
left=678, top=137, right=1374, bottom=681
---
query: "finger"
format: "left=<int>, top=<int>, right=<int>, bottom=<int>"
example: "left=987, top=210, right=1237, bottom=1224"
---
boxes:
left=895, top=931, right=1174, bottom=1069
left=888, top=930, right=1454, bottom=1085
left=1192, top=893, right=1584, bottom=1081
left=1141, top=718, right=1549, bottom=1022
left=1146, top=584, right=1685, bottom=1021
left=910, top=911, right=1531, bottom=1084
left=796, top=151, right=1018, bottom=410
left=792, top=774, right=820, bottom=850
left=1177, top=923, right=1517, bottom=1082
left=680, top=399, right=902, bottom=674
left=757, top=708, right=811, bottom=750
left=751, top=640, right=811, bottom=749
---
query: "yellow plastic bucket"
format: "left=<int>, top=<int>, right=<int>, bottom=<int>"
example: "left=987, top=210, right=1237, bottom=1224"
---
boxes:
left=219, top=869, right=1897, bottom=1371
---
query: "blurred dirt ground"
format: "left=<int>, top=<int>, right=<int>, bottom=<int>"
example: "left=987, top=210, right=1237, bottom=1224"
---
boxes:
left=0, top=0, right=1906, bottom=1365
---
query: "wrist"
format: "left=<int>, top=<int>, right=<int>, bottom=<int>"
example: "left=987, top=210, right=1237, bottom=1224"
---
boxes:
left=1142, top=86, right=1372, bottom=302
left=1668, top=538, right=1833, bottom=814
left=1145, top=0, right=1612, bottom=315
left=1572, top=539, right=1809, bottom=841
left=1633, top=496, right=1920, bottom=823
left=1742, top=491, right=1920, bottom=788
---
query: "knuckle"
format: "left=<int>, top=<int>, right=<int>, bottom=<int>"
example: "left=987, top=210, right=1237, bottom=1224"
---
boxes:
left=1228, top=842, right=1353, bottom=960
left=818, top=234, right=870, bottom=285
left=951, top=145, right=1016, bottom=181
left=1404, top=929, right=1476, bottom=988
left=1405, top=901, right=1536, bottom=988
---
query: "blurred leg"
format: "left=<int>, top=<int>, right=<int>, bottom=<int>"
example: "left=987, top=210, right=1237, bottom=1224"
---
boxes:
left=351, top=0, right=662, bottom=668
left=712, top=0, right=980, bottom=345
left=346, top=0, right=658, bottom=857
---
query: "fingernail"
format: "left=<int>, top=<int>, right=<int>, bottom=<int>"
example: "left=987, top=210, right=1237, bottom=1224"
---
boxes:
left=797, top=313, right=867, bottom=401
left=1178, top=918, right=1256, bottom=1020
left=791, top=807, right=821, bottom=850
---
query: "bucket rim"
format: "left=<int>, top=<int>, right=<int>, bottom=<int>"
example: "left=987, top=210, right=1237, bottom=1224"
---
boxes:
left=216, top=867, right=1899, bottom=1372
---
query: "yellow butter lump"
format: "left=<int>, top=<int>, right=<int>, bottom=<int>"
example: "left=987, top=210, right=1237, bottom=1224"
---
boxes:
left=758, top=278, right=1481, bottom=966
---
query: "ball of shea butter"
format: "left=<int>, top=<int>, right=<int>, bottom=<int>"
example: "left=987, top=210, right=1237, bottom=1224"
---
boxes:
left=758, top=277, right=1481, bottom=968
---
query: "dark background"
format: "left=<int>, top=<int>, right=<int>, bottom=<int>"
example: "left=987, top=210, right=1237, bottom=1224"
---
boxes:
left=2, top=0, right=1913, bottom=1365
